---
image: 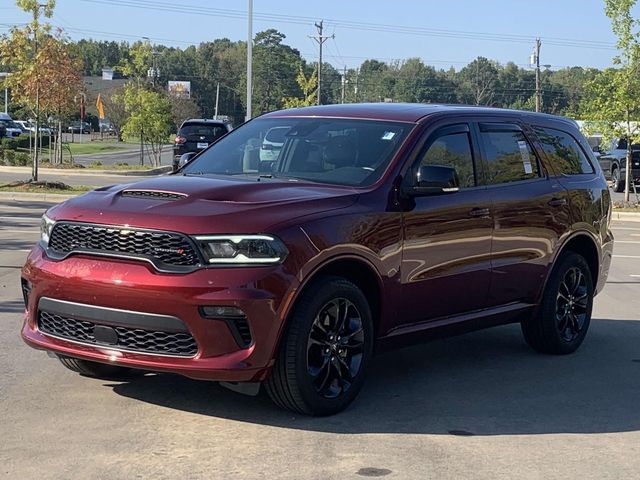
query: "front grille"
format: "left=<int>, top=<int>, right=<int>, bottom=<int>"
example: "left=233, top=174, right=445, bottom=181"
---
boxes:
left=38, top=310, right=198, bottom=356
left=48, top=222, right=200, bottom=268
left=122, top=190, right=187, bottom=200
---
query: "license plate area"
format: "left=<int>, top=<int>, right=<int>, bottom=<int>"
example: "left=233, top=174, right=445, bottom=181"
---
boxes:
left=197, top=142, right=208, bottom=149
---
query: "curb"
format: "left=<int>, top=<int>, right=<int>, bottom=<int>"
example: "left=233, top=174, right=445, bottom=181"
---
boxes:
left=0, top=191, right=79, bottom=202
left=0, top=165, right=171, bottom=176
left=612, top=211, right=640, bottom=223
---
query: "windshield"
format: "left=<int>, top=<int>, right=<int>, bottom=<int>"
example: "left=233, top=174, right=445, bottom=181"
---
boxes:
left=182, top=117, right=412, bottom=186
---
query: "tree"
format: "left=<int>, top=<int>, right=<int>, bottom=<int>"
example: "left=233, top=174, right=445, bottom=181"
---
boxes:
left=583, top=0, right=640, bottom=201
left=0, top=0, right=56, bottom=180
left=118, top=39, right=153, bottom=81
left=459, top=57, right=500, bottom=106
left=168, top=95, right=201, bottom=130
left=282, top=65, right=317, bottom=108
left=122, top=84, right=172, bottom=167
left=101, top=86, right=128, bottom=141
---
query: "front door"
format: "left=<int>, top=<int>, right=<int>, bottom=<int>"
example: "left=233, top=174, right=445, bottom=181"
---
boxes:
left=399, top=123, right=492, bottom=326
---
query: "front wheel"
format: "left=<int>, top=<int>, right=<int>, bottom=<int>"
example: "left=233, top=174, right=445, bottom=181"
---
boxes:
left=521, top=253, right=594, bottom=355
left=612, top=167, right=625, bottom=192
left=265, top=276, right=374, bottom=416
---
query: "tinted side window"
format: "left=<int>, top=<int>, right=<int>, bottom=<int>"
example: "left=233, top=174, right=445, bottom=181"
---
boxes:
left=479, top=129, right=540, bottom=184
left=533, top=127, right=594, bottom=175
left=419, top=132, right=475, bottom=188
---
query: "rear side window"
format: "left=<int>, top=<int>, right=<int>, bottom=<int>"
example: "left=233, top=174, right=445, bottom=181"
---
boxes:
left=419, top=132, right=476, bottom=188
left=479, top=128, right=540, bottom=184
left=533, top=127, right=594, bottom=175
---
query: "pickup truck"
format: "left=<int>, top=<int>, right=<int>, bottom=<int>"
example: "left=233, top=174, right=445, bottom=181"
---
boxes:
left=596, top=138, right=640, bottom=192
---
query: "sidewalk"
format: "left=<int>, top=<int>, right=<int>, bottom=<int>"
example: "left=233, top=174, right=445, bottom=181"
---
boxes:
left=0, top=165, right=171, bottom=177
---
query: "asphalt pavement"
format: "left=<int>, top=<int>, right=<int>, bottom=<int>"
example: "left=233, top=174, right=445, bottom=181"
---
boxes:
left=0, top=201, right=639, bottom=479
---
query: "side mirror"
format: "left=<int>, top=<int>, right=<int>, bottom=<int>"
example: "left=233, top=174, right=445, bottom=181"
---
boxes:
left=592, top=145, right=601, bottom=153
left=406, top=165, right=460, bottom=196
left=178, top=152, right=197, bottom=169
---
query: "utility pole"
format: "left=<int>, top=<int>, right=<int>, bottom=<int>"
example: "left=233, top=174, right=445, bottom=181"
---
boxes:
left=245, top=0, right=253, bottom=121
left=533, top=38, right=541, bottom=113
left=0, top=72, right=8, bottom=114
left=341, top=66, right=346, bottom=104
left=308, top=20, right=334, bottom=105
left=214, top=82, right=220, bottom=119
left=354, top=68, right=359, bottom=102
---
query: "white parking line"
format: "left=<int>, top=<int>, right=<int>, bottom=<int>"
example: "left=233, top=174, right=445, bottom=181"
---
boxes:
left=0, top=216, right=40, bottom=222
left=614, top=227, right=640, bottom=231
left=631, top=275, right=640, bottom=278
left=615, top=241, right=640, bottom=244
left=613, top=255, right=640, bottom=259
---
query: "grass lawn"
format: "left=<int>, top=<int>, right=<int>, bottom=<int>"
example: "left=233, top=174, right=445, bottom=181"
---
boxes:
left=0, top=181, right=93, bottom=194
left=66, top=143, right=129, bottom=155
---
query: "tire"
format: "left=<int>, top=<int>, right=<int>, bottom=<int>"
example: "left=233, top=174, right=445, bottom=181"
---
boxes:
left=612, top=167, right=625, bottom=193
left=521, top=252, right=594, bottom=355
left=265, top=276, right=374, bottom=416
left=57, top=355, right=133, bottom=379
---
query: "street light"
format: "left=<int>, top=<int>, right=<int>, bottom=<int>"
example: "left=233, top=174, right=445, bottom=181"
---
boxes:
left=0, top=72, right=9, bottom=114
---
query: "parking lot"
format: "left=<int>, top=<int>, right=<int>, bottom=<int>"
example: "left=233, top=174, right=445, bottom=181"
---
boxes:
left=1, top=199, right=639, bottom=479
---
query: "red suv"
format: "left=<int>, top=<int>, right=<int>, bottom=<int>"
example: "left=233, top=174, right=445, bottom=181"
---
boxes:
left=21, top=104, right=613, bottom=415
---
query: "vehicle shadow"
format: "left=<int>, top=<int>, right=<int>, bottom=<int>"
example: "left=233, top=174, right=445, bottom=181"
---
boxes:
left=108, top=318, right=640, bottom=436
left=0, top=300, right=26, bottom=313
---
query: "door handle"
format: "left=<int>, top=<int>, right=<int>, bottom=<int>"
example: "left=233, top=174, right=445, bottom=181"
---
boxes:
left=469, top=207, right=490, bottom=217
left=548, top=198, right=567, bottom=207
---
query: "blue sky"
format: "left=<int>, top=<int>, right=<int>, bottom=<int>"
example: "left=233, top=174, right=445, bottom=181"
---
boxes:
left=1, top=0, right=637, bottom=70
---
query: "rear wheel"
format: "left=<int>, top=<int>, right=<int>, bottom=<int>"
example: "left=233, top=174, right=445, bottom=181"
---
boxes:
left=521, top=253, right=593, bottom=354
left=57, top=355, right=134, bottom=379
left=265, top=276, right=374, bottom=416
left=612, top=167, right=625, bottom=192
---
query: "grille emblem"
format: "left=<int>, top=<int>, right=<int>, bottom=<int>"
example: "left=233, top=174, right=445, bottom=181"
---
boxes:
left=154, top=247, right=185, bottom=255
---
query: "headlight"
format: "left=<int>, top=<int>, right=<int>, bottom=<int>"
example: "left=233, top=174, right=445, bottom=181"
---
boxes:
left=40, top=213, right=55, bottom=245
left=193, top=234, right=288, bottom=265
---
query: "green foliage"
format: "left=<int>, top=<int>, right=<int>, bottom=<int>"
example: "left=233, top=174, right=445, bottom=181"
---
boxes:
left=1, top=134, right=50, bottom=150
left=282, top=65, right=317, bottom=108
left=122, top=84, right=172, bottom=166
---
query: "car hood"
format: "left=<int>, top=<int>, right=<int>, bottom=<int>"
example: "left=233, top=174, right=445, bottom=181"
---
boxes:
left=47, top=175, right=359, bottom=234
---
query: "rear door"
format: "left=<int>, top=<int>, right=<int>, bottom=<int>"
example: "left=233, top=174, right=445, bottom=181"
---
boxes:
left=399, top=122, right=493, bottom=325
left=475, top=120, right=571, bottom=307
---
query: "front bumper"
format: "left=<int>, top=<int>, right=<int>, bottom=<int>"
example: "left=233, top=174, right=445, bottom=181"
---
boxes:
left=21, top=246, right=299, bottom=382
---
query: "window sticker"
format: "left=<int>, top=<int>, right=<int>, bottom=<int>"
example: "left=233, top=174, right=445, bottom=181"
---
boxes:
left=381, top=131, right=396, bottom=141
left=518, top=140, right=533, bottom=174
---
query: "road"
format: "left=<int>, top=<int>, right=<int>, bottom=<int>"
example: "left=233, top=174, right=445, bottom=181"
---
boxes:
left=0, top=201, right=639, bottom=479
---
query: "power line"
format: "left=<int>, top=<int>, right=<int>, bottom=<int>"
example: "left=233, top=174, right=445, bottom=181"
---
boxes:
left=78, top=0, right=617, bottom=51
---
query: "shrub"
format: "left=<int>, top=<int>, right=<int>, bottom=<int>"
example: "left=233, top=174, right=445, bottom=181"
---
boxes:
left=89, top=161, right=103, bottom=168
left=1, top=134, right=50, bottom=150
left=14, top=152, right=29, bottom=166
left=3, top=149, right=16, bottom=165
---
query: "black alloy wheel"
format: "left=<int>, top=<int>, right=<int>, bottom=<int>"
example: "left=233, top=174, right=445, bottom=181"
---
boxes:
left=521, top=252, right=593, bottom=355
left=307, top=298, right=365, bottom=399
left=265, top=276, right=373, bottom=416
left=555, top=267, right=589, bottom=342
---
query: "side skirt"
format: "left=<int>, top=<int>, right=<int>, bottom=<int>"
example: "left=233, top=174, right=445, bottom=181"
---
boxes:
left=375, top=302, right=536, bottom=353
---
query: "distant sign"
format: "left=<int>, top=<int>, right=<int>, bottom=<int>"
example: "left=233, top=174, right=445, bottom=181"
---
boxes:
left=168, top=81, right=191, bottom=99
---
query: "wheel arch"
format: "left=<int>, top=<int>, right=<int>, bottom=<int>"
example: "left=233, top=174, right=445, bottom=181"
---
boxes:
left=554, top=232, right=600, bottom=288
left=284, top=255, right=384, bottom=339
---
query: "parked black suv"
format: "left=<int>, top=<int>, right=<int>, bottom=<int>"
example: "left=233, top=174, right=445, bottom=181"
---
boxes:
left=173, top=119, right=232, bottom=171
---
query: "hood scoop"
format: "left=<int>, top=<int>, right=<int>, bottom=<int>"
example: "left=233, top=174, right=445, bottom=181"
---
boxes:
left=121, top=189, right=188, bottom=201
